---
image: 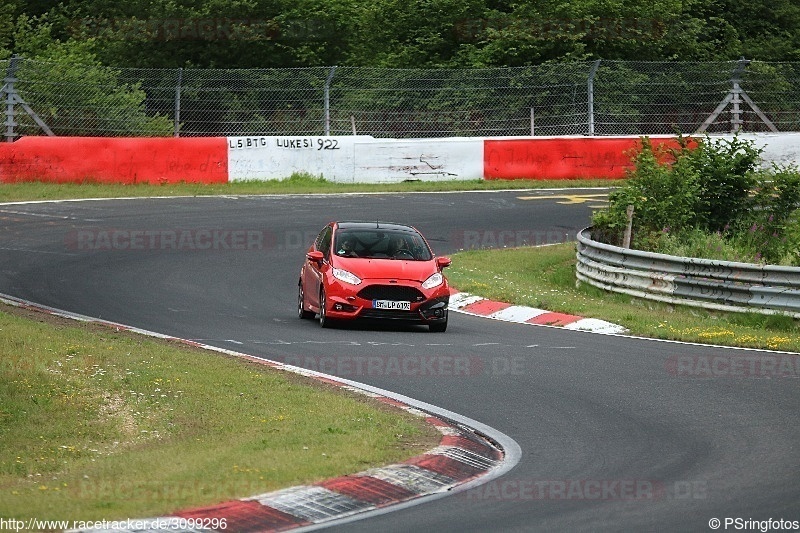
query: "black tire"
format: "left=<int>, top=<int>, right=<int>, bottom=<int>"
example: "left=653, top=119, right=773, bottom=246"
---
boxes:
left=298, top=282, right=314, bottom=319
left=429, top=317, right=448, bottom=333
left=319, top=289, right=331, bottom=328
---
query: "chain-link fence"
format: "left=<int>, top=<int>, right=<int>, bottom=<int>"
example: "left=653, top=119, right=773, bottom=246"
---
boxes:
left=3, top=57, right=799, bottom=139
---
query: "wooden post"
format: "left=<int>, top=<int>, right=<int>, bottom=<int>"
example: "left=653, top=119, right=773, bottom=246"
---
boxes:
left=623, top=205, right=634, bottom=248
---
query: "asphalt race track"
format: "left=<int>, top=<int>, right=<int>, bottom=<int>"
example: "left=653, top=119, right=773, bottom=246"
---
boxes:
left=1, top=189, right=798, bottom=532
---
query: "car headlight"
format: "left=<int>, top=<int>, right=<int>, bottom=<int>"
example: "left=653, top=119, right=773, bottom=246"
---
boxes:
left=332, top=267, right=362, bottom=285
left=421, top=272, right=443, bottom=289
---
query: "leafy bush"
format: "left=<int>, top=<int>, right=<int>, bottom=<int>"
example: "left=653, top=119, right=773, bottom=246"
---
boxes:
left=591, top=136, right=704, bottom=246
left=690, top=135, right=762, bottom=231
left=729, top=165, right=800, bottom=264
left=592, top=135, right=800, bottom=266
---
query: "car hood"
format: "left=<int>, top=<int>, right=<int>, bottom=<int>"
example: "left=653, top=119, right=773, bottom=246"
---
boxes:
left=333, top=257, right=438, bottom=282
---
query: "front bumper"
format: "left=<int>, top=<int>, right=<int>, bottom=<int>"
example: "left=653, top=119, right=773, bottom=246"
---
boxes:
left=325, top=280, right=449, bottom=324
left=356, top=296, right=449, bottom=323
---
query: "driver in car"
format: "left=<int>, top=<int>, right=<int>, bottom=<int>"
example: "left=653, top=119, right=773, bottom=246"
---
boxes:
left=336, top=236, right=359, bottom=257
left=389, top=235, right=414, bottom=259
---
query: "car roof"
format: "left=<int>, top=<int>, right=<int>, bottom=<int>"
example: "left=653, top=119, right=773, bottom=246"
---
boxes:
left=335, top=221, right=419, bottom=233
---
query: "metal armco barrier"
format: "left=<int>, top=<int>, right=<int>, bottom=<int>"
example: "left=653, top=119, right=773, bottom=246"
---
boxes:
left=576, top=228, right=800, bottom=317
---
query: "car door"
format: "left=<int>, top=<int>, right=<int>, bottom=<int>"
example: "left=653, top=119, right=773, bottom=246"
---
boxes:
left=304, top=225, right=332, bottom=310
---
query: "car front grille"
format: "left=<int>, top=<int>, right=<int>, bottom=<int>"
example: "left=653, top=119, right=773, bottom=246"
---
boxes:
left=357, top=285, right=425, bottom=302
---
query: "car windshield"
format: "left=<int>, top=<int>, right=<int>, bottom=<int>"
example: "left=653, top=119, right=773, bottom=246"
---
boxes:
left=334, top=228, right=433, bottom=261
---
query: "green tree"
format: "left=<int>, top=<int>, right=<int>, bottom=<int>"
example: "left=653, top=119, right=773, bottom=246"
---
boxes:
left=720, top=0, right=800, bottom=61
left=0, top=1, right=23, bottom=58
left=7, top=0, right=800, bottom=68
left=10, top=14, right=172, bottom=136
left=343, top=0, right=487, bottom=67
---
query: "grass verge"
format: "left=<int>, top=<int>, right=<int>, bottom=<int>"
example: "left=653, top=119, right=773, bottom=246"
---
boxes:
left=0, top=175, right=616, bottom=202
left=0, top=304, right=441, bottom=521
left=448, top=243, right=800, bottom=353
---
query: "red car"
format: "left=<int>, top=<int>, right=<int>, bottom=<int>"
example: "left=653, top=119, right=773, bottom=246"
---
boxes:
left=298, top=221, right=451, bottom=332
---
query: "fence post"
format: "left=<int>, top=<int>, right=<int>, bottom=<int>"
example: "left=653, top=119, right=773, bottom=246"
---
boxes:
left=697, top=57, right=778, bottom=134
left=730, top=58, right=748, bottom=132
left=324, top=66, right=337, bottom=136
left=530, top=107, right=535, bottom=136
left=174, top=67, right=183, bottom=137
left=3, top=55, right=20, bottom=142
left=2, top=56, right=52, bottom=138
left=587, top=59, right=601, bottom=136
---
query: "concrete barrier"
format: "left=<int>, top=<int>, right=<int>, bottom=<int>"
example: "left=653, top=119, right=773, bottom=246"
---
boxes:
left=483, top=136, right=684, bottom=180
left=2, top=133, right=799, bottom=184
left=353, top=138, right=483, bottom=183
left=725, top=133, right=800, bottom=168
left=0, top=137, right=228, bottom=184
left=227, top=135, right=372, bottom=182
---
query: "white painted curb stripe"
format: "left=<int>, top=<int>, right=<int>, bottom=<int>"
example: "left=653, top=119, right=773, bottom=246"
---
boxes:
left=448, top=293, right=485, bottom=308
left=449, top=291, right=629, bottom=334
left=488, top=305, right=549, bottom=322
left=564, top=317, right=628, bottom=335
left=249, top=486, right=375, bottom=523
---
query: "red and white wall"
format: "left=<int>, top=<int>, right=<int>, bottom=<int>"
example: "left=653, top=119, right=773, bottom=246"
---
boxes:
left=1, top=133, right=799, bottom=184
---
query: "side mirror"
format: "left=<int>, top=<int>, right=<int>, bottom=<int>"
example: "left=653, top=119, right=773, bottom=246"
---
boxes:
left=436, top=256, right=451, bottom=269
left=306, top=250, right=325, bottom=263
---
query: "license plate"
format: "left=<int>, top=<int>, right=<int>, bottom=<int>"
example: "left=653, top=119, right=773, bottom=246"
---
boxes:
left=373, top=300, right=411, bottom=311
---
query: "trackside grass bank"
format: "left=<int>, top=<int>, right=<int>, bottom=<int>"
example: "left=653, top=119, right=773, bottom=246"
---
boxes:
left=0, top=304, right=440, bottom=520
left=448, top=243, right=800, bottom=353
left=0, top=176, right=615, bottom=202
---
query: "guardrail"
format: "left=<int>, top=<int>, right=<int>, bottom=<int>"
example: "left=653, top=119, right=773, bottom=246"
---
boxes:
left=576, top=228, right=800, bottom=317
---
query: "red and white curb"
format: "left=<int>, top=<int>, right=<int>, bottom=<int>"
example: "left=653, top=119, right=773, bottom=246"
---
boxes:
left=449, top=291, right=629, bottom=335
left=94, top=418, right=503, bottom=533
left=0, top=293, right=518, bottom=533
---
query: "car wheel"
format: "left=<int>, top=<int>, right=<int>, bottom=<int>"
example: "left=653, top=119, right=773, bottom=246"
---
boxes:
left=429, top=317, right=447, bottom=333
left=298, top=282, right=314, bottom=319
left=319, top=289, right=331, bottom=328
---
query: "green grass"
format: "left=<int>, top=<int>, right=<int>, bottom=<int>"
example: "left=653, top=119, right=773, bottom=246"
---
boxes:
left=0, top=175, right=616, bottom=202
left=0, top=305, right=440, bottom=521
left=448, top=244, right=800, bottom=352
